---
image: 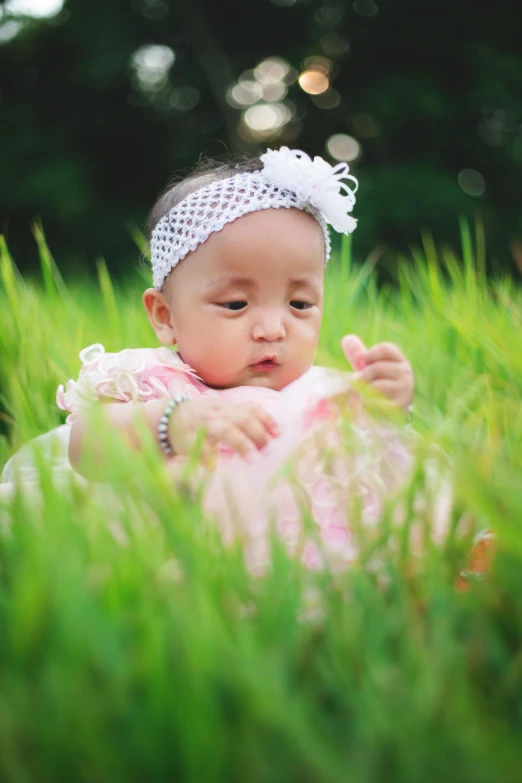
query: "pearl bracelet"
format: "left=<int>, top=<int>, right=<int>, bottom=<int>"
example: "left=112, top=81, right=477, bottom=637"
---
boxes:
left=157, top=393, right=191, bottom=457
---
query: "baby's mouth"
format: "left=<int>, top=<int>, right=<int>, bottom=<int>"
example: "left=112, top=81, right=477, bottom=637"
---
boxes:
left=250, top=357, right=279, bottom=372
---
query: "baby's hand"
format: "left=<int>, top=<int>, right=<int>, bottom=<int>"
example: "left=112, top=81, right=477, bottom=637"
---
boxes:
left=167, top=398, right=280, bottom=460
left=342, top=334, right=414, bottom=412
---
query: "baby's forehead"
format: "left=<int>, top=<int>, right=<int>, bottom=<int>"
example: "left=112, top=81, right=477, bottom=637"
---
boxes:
left=210, top=208, right=325, bottom=263
left=165, top=207, right=325, bottom=295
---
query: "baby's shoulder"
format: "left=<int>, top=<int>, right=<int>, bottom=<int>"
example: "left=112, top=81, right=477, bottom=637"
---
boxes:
left=56, top=343, right=206, bottom=422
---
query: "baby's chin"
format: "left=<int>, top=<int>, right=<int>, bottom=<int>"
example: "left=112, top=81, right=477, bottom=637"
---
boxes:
left=204, top=366, right=308, bottom=392
left=240, top=375, right=288, bottom=390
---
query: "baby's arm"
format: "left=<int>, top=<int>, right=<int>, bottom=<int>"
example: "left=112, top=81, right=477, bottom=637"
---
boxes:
left=69, top=398, right=279, bottom=481
left=69, top=399, right=169, bottom=481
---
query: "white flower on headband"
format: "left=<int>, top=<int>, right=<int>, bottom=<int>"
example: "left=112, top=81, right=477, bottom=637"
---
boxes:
left=260, top=147, right=358, bottom=234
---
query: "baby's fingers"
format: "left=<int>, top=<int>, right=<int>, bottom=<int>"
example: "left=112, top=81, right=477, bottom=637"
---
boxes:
left=358, top=360, right=404, bottom=383
left=219, top=425, right=257, bottom=458
left=371, top=380, right=412, bottom=410
left=249, top=404, right=280, bottom=437
left=239, top=417, right=273, bottom=450
left=365, top=342, right=405, bottom=364
left=231, top=405, right=277, bottom=449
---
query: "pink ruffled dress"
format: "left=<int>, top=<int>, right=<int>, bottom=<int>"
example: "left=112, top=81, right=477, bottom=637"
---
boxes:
left=50, top=344, right=415, bottom=573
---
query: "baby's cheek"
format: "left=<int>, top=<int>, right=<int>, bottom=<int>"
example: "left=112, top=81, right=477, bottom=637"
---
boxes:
left=192, top=347, right=243, bottom=389
left=301, top=317, right=321, bottom=350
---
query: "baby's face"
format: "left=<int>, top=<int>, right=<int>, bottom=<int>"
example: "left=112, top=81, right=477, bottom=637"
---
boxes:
left=147, top=208, right=325, bottom=391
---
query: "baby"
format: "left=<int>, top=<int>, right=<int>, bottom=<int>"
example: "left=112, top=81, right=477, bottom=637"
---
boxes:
left=3, top=148, right=417, bottom=572
left=67, top=148, right=413, bottom=475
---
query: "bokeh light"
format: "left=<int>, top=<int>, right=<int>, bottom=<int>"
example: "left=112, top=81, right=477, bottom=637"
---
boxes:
left=321, top=33, right=350, bottom=56
left=227, top=57, right=295, bottom=137
left=326, top=133, right=361, bottom=162
left=282, top=66, right=298, bottom=85
left=131, top=45, right=175, bottom=91
left=0, top=20, right=22, bottom=42
left=243, top=102, right=293, bottom=134
left=458, top=169, right=486, bottom=196
left=2, top=0, right=64, bottom=17
left=227, top=80, right=263, bottom=107
left=302, top=56, right=332, bottom=76
left=353, top=0, right=379, bottom=17
left=169, top=86, right=200, bottom=112
left=352, top=112, right=381, bottom=137
left=139, top=0, right=169, bottom=21
left=298, top=70, right=329, bottom=95
left=311, top=88, right=341, bottom=110
left=254, top=57, right=291, bottom=85
left=314, top=7, right=342, bottom=26
left=478, top=108, right=513, bottom=147
left=263, top=83, right=288, bottom=102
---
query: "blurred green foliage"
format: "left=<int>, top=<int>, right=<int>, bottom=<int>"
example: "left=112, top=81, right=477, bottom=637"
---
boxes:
left=1, top=0, right=522, bottom=277
left=1, top=225, right=522, bottom=781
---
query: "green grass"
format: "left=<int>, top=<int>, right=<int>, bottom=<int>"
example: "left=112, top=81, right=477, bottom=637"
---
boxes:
left=0, top=223, right=521, bottom=782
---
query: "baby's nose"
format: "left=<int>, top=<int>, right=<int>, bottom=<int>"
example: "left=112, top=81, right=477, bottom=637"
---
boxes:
left=252, top=311, right=286, bottom=341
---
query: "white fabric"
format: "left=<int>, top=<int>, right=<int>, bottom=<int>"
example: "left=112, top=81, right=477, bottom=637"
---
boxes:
left=1, top=425, right=73, bottom=484
left=151, top=171, right=330, bottom=289
left=150, top=148, right=359, bottom=290
left=259, top=148, right=358, bottom=233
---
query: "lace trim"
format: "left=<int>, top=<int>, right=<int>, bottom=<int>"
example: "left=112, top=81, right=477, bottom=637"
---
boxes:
left=150, top=171, right=332, bottom=289
left=56, top=344, right=199, bottom=422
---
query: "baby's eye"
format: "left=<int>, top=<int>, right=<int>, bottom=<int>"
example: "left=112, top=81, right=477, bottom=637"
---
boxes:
left=220, top=301, right=248, bottom=311
left=290, top=300, right=313, bottom=311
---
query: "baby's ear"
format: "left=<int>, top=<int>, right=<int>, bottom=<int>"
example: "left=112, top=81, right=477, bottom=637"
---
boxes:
left=142, top=288, right=177, bottom=346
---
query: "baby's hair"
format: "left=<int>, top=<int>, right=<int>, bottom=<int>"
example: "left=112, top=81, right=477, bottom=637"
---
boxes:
left=147, top=153, right=264, bottom=241
left=147, top=153, right=264, bottom=293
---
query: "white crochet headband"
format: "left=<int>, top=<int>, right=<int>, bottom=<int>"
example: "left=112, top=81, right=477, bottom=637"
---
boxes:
left=151, top=146, right=359, bottom=290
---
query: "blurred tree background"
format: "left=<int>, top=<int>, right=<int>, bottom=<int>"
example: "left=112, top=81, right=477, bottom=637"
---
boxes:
left=1, top=0, right=522, bottom=280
